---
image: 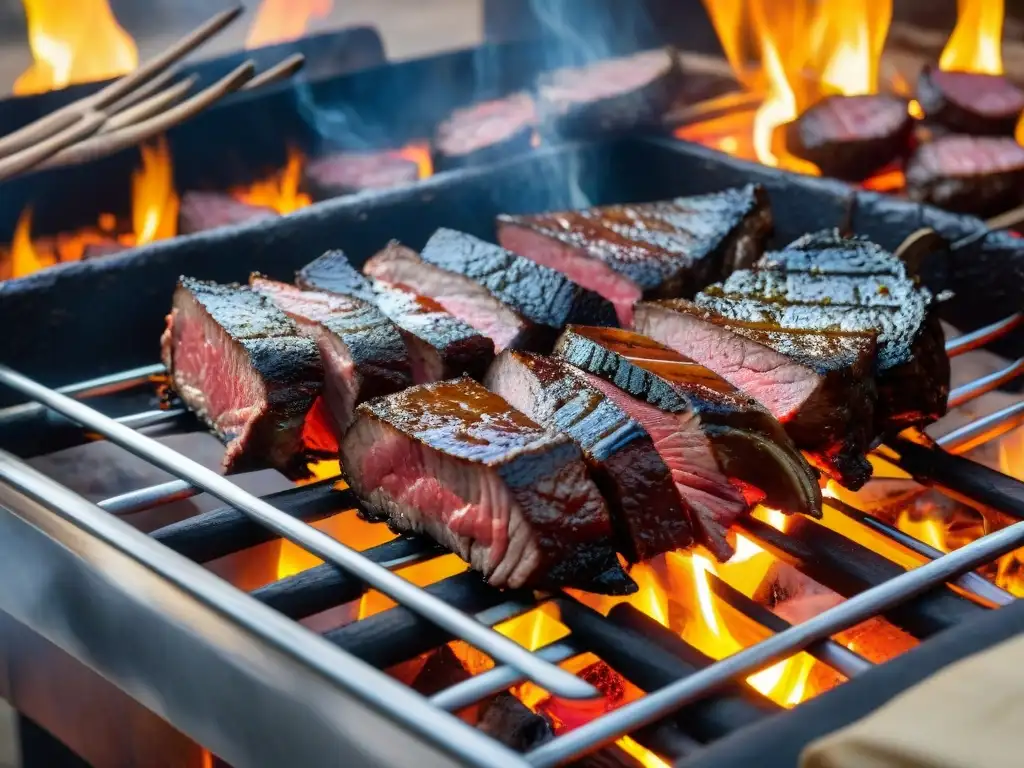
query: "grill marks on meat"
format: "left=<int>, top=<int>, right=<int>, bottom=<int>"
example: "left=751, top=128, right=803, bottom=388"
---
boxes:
left=364, top=229, right=617, bottom=352
left=634, top=300, right=878, bottom=489
left=553, top=326, right=822, bottom=560
left=905, top=134, right=1024, bottom=216
left=916, top=66, right=1024, bottom=136
left=784, top=95, right=914, bottom=181
left=297, top=249, right=495, bottom=383
left=302, top=150, right=420, bottom=201
left=250, top=277, right=412, bottom=447
left=537, top=48, right=683, bottom=139
left=177, top=191, right=278, bottom=234
left=485, top=350, right=694, bottom=561
left=497, top=185, right=772, bottom=325
left=340, top=377, right=635, bottom=594
left=160, top=278, right=322, bottom=475
left=433, top=92, right=538, bottom=170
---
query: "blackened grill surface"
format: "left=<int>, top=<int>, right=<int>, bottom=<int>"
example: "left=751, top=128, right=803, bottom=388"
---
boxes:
left=433, top=92, right=537, bottom=170
left=916, top=66, right=1024, bottom=136
left=339, top=376, right=635, bottom=594
left=484, top=349, right=695, bottom=561
left=785, top=94, right=914, bottom=181
left=160, top=278, right=321, bottom=475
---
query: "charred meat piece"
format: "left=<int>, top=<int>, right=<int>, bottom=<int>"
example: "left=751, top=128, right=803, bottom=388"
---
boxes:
left=497, top=185, right=772, bottom=325
left=537, top=48, right=683, bottom=139
left=905, top=134, right=1024, bottom=216
left=297, top=249, right=495, bottom=382
left=160, top=278, right=321, bottom=475
left=302, top=150, right=420, bottom=201
left=916, top=66, right=1024, bottom=136
left=178, top=191, right=278, bottom=235
left=553, top=326, right=822, bottom=560
left=634, top=299, right=878, bottom=490
left=250, top=277, right=412, bottom=447
left=784, top=94, right=914, bottom=181
left=364, top=230, right=617, bottom=352
left=485, top=350, right=695, bottom=561
left=433, top=92, right=537, bottom=170
left=340, top=377, right=635, bottom=594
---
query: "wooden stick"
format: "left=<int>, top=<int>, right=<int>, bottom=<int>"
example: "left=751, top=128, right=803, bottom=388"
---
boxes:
left=104, top=66, right=182, bottom=116
left=101, top=75, right=198, bottom=134
left=0, top=112, right=106, bottom=182
left=242, top=53, right=306, bottom=91
left=0, top=5, right=243, bottom=160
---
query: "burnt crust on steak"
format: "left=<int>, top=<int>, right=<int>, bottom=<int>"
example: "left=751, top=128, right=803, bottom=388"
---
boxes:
left=160, top=277, right=322, bottom=476
left=340, top=376, right=636, bottom=595
left=433, top=92, right=537, bottom=170
left=916, top=66, right=1024, bottom=136
left=485, top=350, right=695, bottom=561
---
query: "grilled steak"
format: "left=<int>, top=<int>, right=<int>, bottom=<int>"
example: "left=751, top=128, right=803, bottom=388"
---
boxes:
left=784, top=95, right=914, bottom=181
left=634, top=299, right=878, bottom=489
left=698, top=230, right=949, bottom=435
left=250, top=276, right=412, bottom=448
left=553, top=326, right=822, bottom=560
left=916, top=66, right=1024, bottom=136
left=485, top=350, right=695, bottom=561
left=497, top=185, right=772, bottom=325
left=340, top=377, right=636, bottom=594
left=364, top=229, right=617, bottom=352
left=160, top=278, right=321, bottom=475
left=297, top=249, right=495, bottom=382
left=537, top=48, right=683, bottom=139
left=905, top=134, right=1024, bottom=216
left=178, top=191, right=278, bottom=235
left=433, top=92, right=537, bottom=170
left=302, top=150, right=420, bottom=201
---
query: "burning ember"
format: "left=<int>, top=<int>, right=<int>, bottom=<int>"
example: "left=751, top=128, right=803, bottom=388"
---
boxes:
left=231, top=147, right=313, bottom=215
left=245, top=0, right=334, bottom=49
left=14, top=0, right=137, bottom=95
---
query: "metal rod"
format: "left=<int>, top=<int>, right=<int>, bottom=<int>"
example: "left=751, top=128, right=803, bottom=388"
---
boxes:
left=948, top=357, right=1024, bottom=408
left=98, top=479, right=197, bottom=516
left=430, top=640, right=582, bottom=712
left=946, top=313, right=1024, bottom=357
left=116, top=408, right=187, bottom=430
left=825, top=498, right=1015, bottom=607
left=938, top=401, right=1024, bottom=453
left=525, top=517, right=1024, bottom=767
left=705, top=573, right=874, bottom=678
left=0, top=364, right=596, bottom=700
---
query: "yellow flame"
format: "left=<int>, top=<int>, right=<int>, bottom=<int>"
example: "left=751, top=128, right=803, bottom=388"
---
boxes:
left=940, top=0, right=1005, bottom=75
left=15, top=0, right=138, bottom=95
left=131, top=137, right=178, bottom=246
left=10, top=207, right=49, bottom=279
left=617, top=736, right=671, bottom=768
left=245, top=0, right=333, bottom=49
left=233, top=147, right=313, bottom=215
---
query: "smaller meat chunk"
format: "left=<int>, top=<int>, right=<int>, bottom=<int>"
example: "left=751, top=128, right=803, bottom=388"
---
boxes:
left=302, top=150, right=421, bottom=200
left=178, top=191, right=277, bottom=234
left=433, top=92, right=537, bottom=170
left=916, top=66, right=1024, bottom=136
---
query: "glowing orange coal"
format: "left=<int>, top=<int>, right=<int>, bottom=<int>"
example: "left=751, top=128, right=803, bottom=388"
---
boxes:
left=15, top=0, right=138, bottom=95
left=245, top=0, right=333, bottom=49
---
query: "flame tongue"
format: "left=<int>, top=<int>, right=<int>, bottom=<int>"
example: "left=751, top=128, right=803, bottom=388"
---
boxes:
left=245, top=0, right=333, bottom=49
left=940, top=0, right=1005, bottom=75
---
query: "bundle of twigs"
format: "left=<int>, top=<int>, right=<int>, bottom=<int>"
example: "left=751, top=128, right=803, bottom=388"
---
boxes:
left=0, top=5, right=305, bottom=183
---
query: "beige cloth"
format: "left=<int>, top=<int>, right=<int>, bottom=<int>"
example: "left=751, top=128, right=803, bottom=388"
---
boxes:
left=801, top=631, right=1024, bottom=768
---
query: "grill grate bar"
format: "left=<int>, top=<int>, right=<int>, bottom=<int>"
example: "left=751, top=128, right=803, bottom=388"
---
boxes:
left=948, top=357, right=1024, bottom=408
left=99, top=478, right=197, bottom=516
left=945, top=313, right=1024, bottom=357
left=938, top=401, right=1024, bottom=453
left=0, top=363, right=597, bottom=700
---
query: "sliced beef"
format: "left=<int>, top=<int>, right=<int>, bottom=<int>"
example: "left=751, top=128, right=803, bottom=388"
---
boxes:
left=302, top=150, right=421, bottom=201
left=784, top=94, right=914, bottom=181
left=178, top=191, right=278, bottom=235
left=497, top=184, right=772, bottom=325
left=340, top=376, right=635, bottom=594
left=364, top=230, right=617, bottom=352
left=160, top=278, right=321, bottom=475
left=916, top=66, right=1024, bottom=136
left=250, top=276, right=412, bottom=448
left=634, top=299, right=878, bottom=489
left=905, top=134, right=1024, bottom=216
left=484, top=350, right=695, bottom=561
left=433, top=92, right=537, bottom=170
left=297, top=249, right=495, bottom=382
left=536, top=47, right=683, bottom=139
left=552, top=326, right=822, bottom=560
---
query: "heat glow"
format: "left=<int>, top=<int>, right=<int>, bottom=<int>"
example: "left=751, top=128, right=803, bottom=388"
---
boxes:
left=245, top=0, right=333, bottom=49
left=939, top=0, right=1005, bottom=76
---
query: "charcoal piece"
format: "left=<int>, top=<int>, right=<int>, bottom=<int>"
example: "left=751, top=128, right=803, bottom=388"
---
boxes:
left=905, top=134, right=1024, bottom=216
left=301, top=150, right=420, bottom=200
left=177, top=191, right=277, bottom=235
left=478, top=694, right=554, bottom=752
left=339, top=376, right=635, bottom=594
left=785, top=94, right=914, bottom=181
left=536, top=47, right=683, bottom=139
left=433, top=92, right=537, bottom=170
left=916, top=65, right=1024, bottom=136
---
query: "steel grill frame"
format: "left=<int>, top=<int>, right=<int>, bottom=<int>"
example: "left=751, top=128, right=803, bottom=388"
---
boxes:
left=0, top=320, right=1021, bottom=767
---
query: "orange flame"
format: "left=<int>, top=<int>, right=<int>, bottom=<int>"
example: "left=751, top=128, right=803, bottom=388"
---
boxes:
left=392, top=141, right=434, bottom=181
left=14, top=0, right=138, bottom=95
left=245, top=0, right=333, bottom=49
left=233, top=147, right=312, bottom=215
left=940, top=0, right=1005, bottom=75
left=10, top=208, right=49, bottom=278
left=131, top=137, right=178, bottom=246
